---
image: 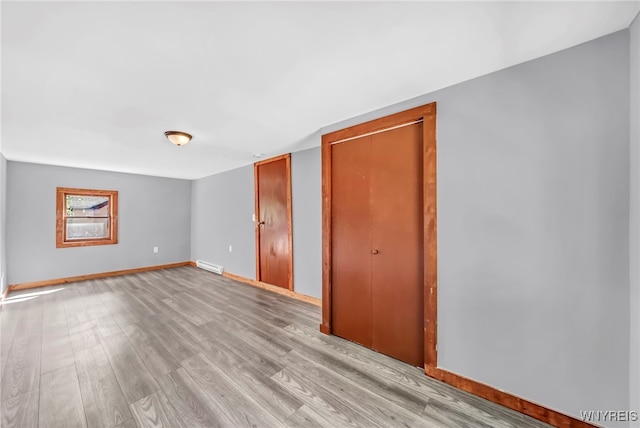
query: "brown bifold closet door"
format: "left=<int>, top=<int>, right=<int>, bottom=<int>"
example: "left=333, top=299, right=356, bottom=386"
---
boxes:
left=370, top=123, right=424, bottom=367
left=331, top=135, right=373, bottom=348
left=330, top=122, right=424, bottom=367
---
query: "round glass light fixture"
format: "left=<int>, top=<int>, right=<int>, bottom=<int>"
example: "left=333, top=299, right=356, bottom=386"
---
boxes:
left=164, top=131, right=192, bottom=146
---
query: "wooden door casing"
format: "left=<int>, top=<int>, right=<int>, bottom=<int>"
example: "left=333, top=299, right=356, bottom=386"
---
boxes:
left=254, top=154, right=293, bottom=290
left=321, top=103, right=437, bottom=369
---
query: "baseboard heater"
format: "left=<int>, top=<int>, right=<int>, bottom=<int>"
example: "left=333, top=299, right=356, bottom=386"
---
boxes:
left=196, top=260, right=224, bottom=275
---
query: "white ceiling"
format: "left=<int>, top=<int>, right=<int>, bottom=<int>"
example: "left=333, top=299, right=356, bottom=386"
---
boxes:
left=2, top=1, right=639, bottom=180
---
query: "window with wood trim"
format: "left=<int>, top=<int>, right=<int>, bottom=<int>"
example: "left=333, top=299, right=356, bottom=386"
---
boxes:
left=56, top=187, right=118, bottom=248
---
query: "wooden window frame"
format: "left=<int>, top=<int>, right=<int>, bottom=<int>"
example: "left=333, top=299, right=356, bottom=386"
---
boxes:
left=56, top=187, right=118, bottom=248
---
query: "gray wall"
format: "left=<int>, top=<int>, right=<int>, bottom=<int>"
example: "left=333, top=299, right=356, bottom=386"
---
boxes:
left=0, top=154, right=7, bottom=296
left=190, top=30, right=632, bottom=423
left=302, top=30, right=629, bottom=421
left=190, top=148, right=323, bottom=299
left=291, top=148, right=322, bottom=298
left=190, top=165, right=255, bottom=279
left=434, top=30, right=629, bottom=425
left=630, top=12, right=640, bottom=426
left=6, top=162, right=191, bottom=284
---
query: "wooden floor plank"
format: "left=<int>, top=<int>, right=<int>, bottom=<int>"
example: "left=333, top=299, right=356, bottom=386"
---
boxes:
left=114, top=419, right=138, bottom=428
left=130, top=391, right=186, bottom=428
left=272, top=367, right=381, bottom=428
left=197, top=323, right=285, bottom=379
left=0, top=389, right=39, bottom=428
left=0, top=298, right=42, bottom=401
left=39, top=365, right=87, bottom=428
left=157, top=368, right=234, bottom=428
left=163, top=317, right=208, bottom=344
left=282, top=349, right=435, bottom=425
left=121, top=323, right=178, bottom=380
left=162, top=292, right=217, bottom=325
left=283, top=405, right=331, bottom=428
left=142, top=318, right=201, bottom=363
left=41, top=293, right=74, bottom=375
left=72, top=305, right=121, bottom=339
left=98, top=294, right=139, bottom=330
left=196, top=339, right=303, bottom=421
left=1, top=267, right=553, bottom=428
left=158, top=298, right=207, bottom=326
left=41, top=332, right=75, bottom=375
left=0, top=304, right=22, bottom=378
left=68, top=323, right=103, bottom=355
left=181, top=353, right=284, bottom=427
left=101, top=333, right=160, bottom=404
left=284, top=329, right=428, bottom=415
left=75, top=344, right=131, bottom=428
left=284, top=322, right=538, bottom=427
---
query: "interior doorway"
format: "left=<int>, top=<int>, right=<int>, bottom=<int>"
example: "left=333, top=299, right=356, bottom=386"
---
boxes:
left=254, top=154, right=293, bottom=290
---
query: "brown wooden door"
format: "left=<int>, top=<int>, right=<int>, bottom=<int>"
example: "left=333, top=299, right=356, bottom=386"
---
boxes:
left=255, top=154, right=293, bottom=289
left=331, top=135, right=373, bottom=348
left=370, top=123, right=424, bottom=367
left=331, top=122, right=424, bottom=367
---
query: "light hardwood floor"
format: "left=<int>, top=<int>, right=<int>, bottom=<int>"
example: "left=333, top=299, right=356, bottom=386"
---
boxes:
left=0, top=267, right=552, bottom=428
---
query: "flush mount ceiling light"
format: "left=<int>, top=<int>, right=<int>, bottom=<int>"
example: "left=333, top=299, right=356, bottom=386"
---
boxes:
left=164, top=131, right=192, bottom=146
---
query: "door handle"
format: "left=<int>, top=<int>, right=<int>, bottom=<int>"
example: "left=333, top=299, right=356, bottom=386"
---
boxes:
left=258, top=221, right=265, bottom=226
left=371, top=249, right=379, bottom=255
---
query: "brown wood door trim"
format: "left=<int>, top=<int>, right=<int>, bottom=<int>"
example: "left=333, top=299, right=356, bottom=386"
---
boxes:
left=254, top=153, right=294, bottom=291
left=320, top=103, right=437, bottom=367
left=423, top=110, right=438, bottom=368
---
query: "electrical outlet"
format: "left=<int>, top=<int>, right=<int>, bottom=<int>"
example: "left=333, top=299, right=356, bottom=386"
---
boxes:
left=252, top=213, right=256, bottom=222
left=153, top=246, right=159, bottom=253
left=228, top=245, right=233, bottom=253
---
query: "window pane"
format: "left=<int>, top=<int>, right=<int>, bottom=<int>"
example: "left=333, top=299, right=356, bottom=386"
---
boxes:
left=66, top=218, right=110, bottom=240
left=57, top=187, right=118, bottom=248
left=66, top=195, right=109, bottom=218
